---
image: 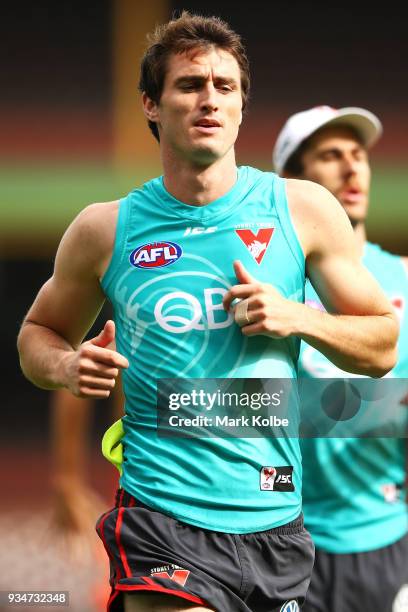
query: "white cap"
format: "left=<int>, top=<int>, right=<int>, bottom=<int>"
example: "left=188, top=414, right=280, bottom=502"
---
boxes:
left=273, top=105, right=383, bottom=174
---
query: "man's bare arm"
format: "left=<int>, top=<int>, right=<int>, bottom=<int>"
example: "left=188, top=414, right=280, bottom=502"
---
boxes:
left=293, top=180, right=398, bottom=375
left=224, top=181, right=398, bottom=377
left=17, top=202, right=129, bottom=396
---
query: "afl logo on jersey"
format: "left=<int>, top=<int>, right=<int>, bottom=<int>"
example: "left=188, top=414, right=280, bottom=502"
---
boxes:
left=130, top=241, right=182, bottom=269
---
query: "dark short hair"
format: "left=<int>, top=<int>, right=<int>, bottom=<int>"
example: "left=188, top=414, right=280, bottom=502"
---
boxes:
left=139, top=11, right=250, bottom=142
left=283, top=138, right=311, bottom=176
left=283, top=124, right=365, bottom=176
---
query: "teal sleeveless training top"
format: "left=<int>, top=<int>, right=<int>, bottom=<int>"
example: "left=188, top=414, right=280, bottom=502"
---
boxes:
left=101, top=166, right=305, bottom=532
left=300, top=242, right=408, bottom=552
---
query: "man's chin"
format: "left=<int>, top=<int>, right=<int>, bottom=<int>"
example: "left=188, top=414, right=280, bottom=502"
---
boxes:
left=189, top=145, right=227, bottom=166
left=344, top=211, right=368, bottom=228
left=341, top=202, right=369, bottom=225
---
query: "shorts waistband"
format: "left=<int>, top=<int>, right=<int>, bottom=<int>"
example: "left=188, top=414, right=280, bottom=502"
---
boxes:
left=255, top=512, right=304, bottom=535
left=116, top=488, right=138, bottom=508
left=115, top=488, right=304, bottom=535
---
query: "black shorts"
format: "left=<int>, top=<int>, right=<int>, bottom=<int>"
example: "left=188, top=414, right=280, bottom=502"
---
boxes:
left=303, top=533, right=408, bottom=612
left=96, top=489, right=314, bottom=612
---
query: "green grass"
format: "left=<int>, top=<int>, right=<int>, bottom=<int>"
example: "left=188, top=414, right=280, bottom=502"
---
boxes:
left=0, top=164, right=160, bottom=235
left=368, top=166, right=408, bottom=233
left=0, top=162, right=406, bottom=246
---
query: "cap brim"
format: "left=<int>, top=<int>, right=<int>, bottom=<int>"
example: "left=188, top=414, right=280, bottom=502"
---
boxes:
left=315, top=107, right=382, bottom=148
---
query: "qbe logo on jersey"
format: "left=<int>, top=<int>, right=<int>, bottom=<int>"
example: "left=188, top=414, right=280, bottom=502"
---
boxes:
left=260, top=466, right=294, bottom=491
left=130, top=241, right=182, bottom=269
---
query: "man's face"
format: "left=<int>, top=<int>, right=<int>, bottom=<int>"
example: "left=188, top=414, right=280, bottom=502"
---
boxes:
left=143, top=47, right=243, bottom=166
left=299, top=126, right=371, bottom=225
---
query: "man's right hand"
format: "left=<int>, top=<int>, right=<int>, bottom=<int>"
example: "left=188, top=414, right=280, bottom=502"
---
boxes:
left=50, top=475, right=107, bottom=564
left=60, top=320, right=129, bottom=398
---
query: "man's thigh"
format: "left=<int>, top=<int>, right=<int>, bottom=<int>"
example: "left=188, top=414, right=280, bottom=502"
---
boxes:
left=124, top=592, right=214, bottom=612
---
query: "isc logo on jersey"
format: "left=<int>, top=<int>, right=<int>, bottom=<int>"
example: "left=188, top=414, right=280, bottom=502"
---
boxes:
left=130, top=242, right=182, bottom=269
left=260, top=466, right=294, bottom=491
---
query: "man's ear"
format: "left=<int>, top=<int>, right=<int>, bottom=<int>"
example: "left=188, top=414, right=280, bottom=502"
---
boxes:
left=142, top=92, right=159, bottom=122
left=283, top=172, right=301, bottom=179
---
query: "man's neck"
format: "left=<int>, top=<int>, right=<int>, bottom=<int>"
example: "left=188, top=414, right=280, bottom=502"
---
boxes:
left=353, top=222, right=367, bottom=257
left=161, top=149, right=238, bottom=206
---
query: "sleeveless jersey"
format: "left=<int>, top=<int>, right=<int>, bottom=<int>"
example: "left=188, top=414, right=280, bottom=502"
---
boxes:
left=299, top=242, right=408, bottom=552
left=101, top=166, right=305, bottom=533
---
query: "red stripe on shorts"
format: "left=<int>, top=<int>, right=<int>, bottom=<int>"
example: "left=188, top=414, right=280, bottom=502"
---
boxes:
left=116, top=583, right=208, bottom=606
left=99, top=509, right=123, bottom=580
left=107, top=588, right=120, bottom=612
left=115, top=506, right=132, bottom=578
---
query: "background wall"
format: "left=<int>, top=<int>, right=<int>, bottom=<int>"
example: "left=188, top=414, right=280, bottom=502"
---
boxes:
left=1, top=1, right=407, bottom=254
left=0, top=2, right=406, bottom=608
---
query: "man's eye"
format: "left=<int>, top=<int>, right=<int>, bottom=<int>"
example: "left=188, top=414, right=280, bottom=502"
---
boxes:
left=178, top=81, right=199, bottom=91
left=321, top=152, right=337, bottom=161
left=216, top=83, right=234, bottom=92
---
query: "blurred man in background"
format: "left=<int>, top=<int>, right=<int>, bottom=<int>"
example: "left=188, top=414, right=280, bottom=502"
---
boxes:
left=273, top=105, right=408, bottom=612
left=50, top=390, right=112, bottom=611
left=49, top=306, right=124, bottom=610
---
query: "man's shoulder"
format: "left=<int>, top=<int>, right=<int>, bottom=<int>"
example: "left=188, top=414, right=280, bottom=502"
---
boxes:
left=366, top=242, right=408, bottom=272
left=285, top=177, right=331, bottom=205
left=60, top=200, right=120, bottom=277
left=78, top=200, right=120, bottom=222
left=73, top=200, right=120, bottom=239
left=398, top=255, right=408, bottom=277
left=285, top=178, right=345, bottom=229
left=284, top=179, right=355, bottom=259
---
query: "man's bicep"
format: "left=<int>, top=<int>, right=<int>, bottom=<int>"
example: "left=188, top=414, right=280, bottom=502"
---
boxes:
left=23, top=207, right=107, bottom=346
left=308, top=253, right=392, bottom=317
left=298, top=182, right=393, bottom=317
left=24, top=274, right=105, bottom=348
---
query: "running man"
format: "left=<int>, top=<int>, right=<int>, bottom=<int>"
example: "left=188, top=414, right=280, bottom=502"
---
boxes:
left=18, top=14, right=398, bottom=612
left=273, top=105, right=408, bottom=612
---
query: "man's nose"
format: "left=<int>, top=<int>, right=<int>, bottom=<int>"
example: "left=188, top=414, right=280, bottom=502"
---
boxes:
left=199, top=83, right=219, bottom=112
left=342, top=154, right=358, bottom=176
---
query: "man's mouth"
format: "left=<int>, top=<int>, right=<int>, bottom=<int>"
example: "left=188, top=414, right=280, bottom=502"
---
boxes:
left=340, top=187, right=364, bottom=204
left=194, top=118, right=221, bottom=133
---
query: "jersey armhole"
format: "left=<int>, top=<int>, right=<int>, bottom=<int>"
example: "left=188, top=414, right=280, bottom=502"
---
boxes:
left=273, top=175, right=305, bottom=277
left=100, top=196, right=130, bottom=292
